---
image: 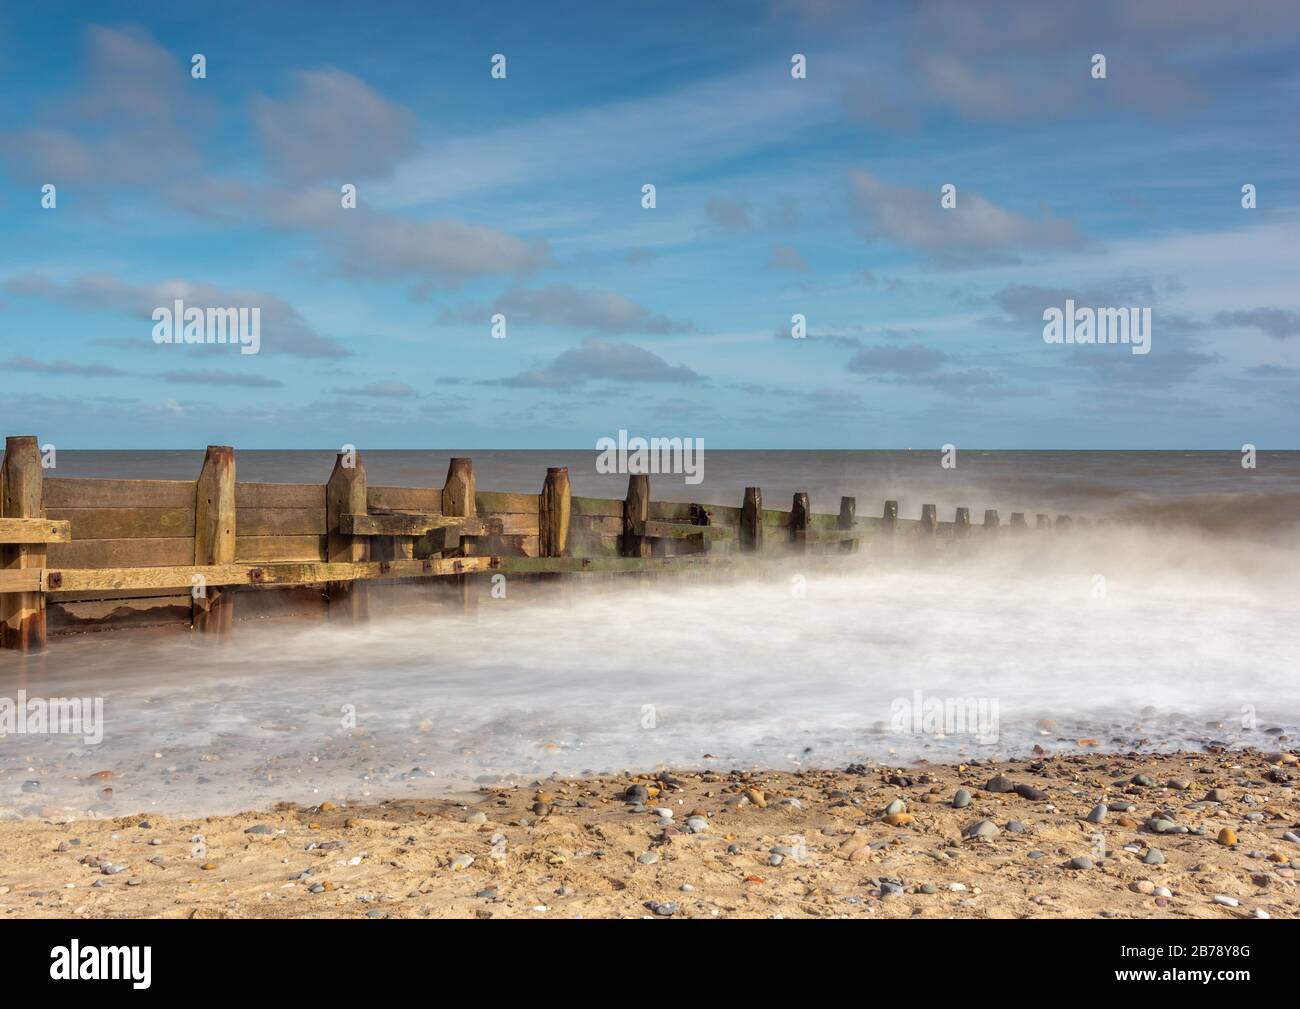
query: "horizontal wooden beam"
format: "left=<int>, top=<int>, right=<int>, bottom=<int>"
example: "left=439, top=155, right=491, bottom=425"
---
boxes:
left=34, top=557, right=500, bottom=594
left=340, top=513, right=498, bottom=537
left=633, top=519, right=734, bottom=541
left=494, top=555, right=720, bottom=574
left=0, top=518, right=71, bottom=544
left=0, top=569, right=41, bottom=593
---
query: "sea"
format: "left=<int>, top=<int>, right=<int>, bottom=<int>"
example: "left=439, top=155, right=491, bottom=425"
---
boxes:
left=1, top=449, right=1297, bottom=816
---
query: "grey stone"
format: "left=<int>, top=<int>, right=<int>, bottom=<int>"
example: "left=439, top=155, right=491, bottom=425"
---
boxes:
left=962, top=819, right=998, bottom=840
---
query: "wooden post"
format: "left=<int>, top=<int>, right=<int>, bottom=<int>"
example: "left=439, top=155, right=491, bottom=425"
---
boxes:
left=882, top=500, right=898, bottom=534
left=1, top=436, right=46, bottom=652
left=327, top=450, right=368, bottom=621
left=741, top=487, right=763, bottom=553
left=954, top=507, right=971, bottom=538
left=838, top=496, right=856, bottom=553
left=193, top=445, right=236, bottom=637
left=443, top=457, right=476, bottom=519
left=983, top=509, right=999, bottom=535
left=1010, top=512, right=1027, bottom=530
left=623, top=474, right=650, bottom=558
left=1056, top=515, right=1073, bottom=532
left=1036, top=512, right=1052, bottom=530
left=920, top=503, right=938, bottom=535
left=441, top=457, right=477, bottom=614
left=539, top=467, right=571, bottom=557
left=790, top=492, right=810, bottom=551
left=838, top=496, right=855, bottom=529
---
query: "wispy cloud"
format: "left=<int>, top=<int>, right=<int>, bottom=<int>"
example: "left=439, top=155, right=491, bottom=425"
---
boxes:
left=492, top=337, right=703, bottom=388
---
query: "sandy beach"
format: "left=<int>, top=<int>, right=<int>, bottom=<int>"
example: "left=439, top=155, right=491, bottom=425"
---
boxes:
left=2, top=749, right=1296, bottom=919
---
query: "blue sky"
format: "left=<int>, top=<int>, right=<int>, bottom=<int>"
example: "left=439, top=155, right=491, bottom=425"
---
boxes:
left=0, top=0, right=1297, bottom=449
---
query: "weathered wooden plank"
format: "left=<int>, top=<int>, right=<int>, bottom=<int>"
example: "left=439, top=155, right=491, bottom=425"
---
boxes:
left=235, top=482, right=326, bottom=509
left=485, top=512, right=540, bottom=535
left=571, top=495, right=624, bottom=517
left=635, top=519, right=734, bottom=541
left=0, top=569, right=41, bottom=593
left=235, top=535, right=326, bottom=562
left=647, top=500, right=695, bottom=521
left=49, top=596, right=192, bottom=634
left=47, top=537, right=194, bottom=569
left=572, top=514, right=623, bottom=536
left=340, top=513, right=494, bottom=537
left=0, top=517, right=70, bottom=543
left=236, top=507, right=326, bottom=536
left=44, top=477, right=195, bottom=509
left=494, top=555, right=717, bottom=575
left=41, top=556, right=500, bottom=593
left=369, top=485, right=440, bottom=513
left=476, top=490, right=539, bottom=514
left=569, top=531, right=621, bottom=558
left=47, top=506, right=194, bottom=539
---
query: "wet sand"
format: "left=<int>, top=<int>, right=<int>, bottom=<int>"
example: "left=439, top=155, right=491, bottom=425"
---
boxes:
left=2, top=749, right=1296, bottom=919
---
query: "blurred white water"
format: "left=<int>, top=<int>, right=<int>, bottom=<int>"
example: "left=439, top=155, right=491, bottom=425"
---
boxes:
left=1, top=525, right=1297, bottom=817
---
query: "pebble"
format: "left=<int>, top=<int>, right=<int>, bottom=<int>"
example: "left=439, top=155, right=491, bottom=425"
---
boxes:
left=1217, top=827, right=1238, bottom=846
left=1284, top=832, right=1300, bottom=844
left=962, top=819, right=998, bottom=840
left=685, top=816, right=709, bottom=833
left=464, top=811, right=487, bottom=824
left=625, top=784, right=649, bottom=803
left=1086, top=803, right=1108, bottom=824
left=884, top=798, right=906, bottom=816
left=450, top=854, right=474, bottom=871
left=1212, top=895, right=1239, bottom=907
left=726, top=843, right=741, bottom=855
left=1006, top=820, right=1026, bottom=833
left=1153, top=886, right=1171, bottom=897
left=1130, top=880, right=1155, bottom=894
left=952, top=789, right=971, bottom=809
left=1132, top=774, right=1155, bottom=787
left=743, top=789, right=766, bottom=808
left=647, top=900, right=679, bottom=916
left=637, top=852, right=659, bottom=865
left=1147, top=818, right=1177, bottom=834
left=1069, top=856, right=1093, bottom=870
left=1142, top=848, right=1165, bottom=865
left=768, top=854, right=784, bottom=866
left=985, top=775, right=1014, bottom=793
left=244, top=824, right=273, bottom=834
left=1205, top=788, right=1228, bottom=802
left=1015, top=784, right=1047, bottom=801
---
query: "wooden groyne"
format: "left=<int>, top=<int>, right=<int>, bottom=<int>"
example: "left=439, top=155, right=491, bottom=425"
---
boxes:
left=0, top=435, right=1079, bottom=653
